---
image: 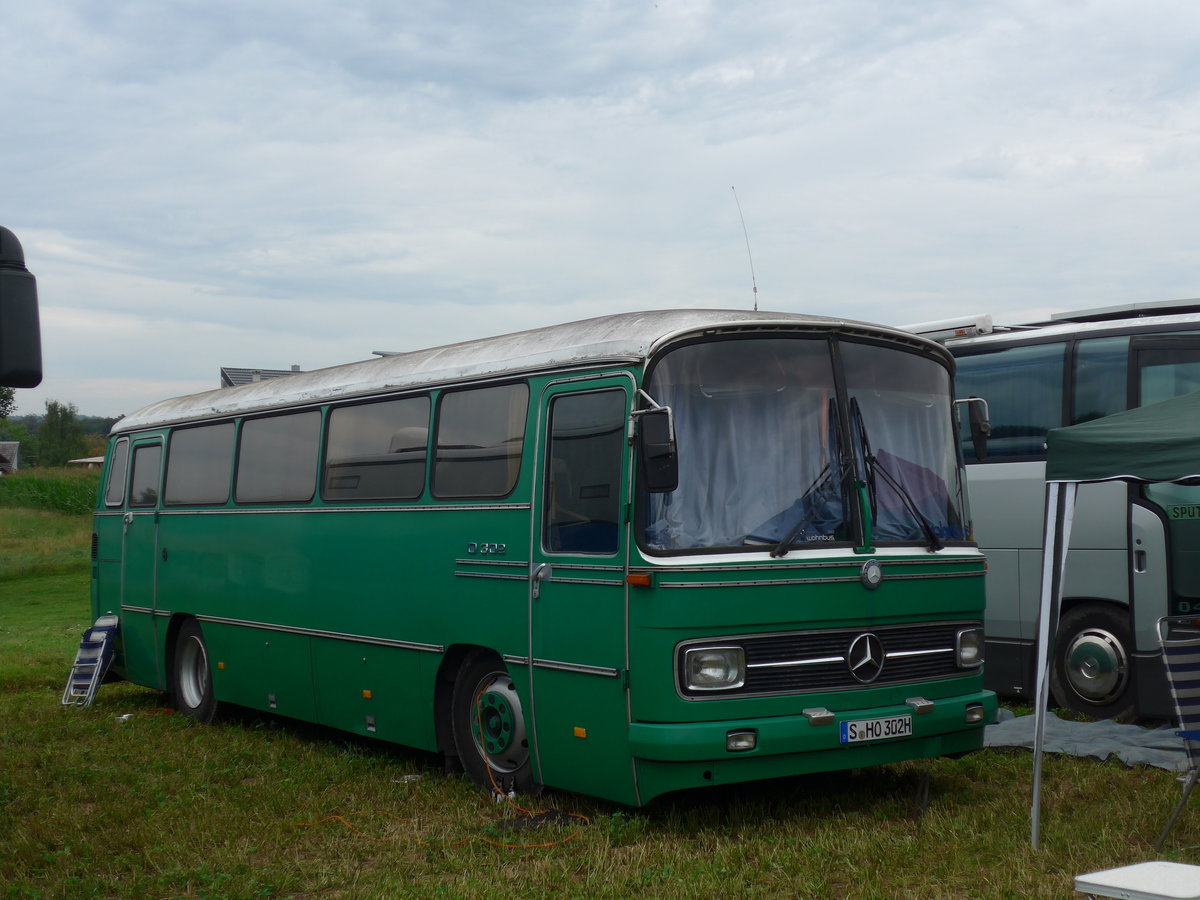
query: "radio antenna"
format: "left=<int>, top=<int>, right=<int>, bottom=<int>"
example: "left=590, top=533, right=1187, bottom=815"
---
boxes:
left=731, top=186, right=758, bottom=311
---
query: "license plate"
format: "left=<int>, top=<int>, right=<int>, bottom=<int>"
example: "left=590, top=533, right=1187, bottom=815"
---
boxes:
left=840, top=714, right=913, bottom=744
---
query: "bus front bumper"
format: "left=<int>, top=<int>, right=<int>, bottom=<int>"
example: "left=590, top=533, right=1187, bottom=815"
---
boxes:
left=628, top=689, right=997, bottom=802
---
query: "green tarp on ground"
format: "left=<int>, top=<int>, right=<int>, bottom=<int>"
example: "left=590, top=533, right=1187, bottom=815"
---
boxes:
left=1045, top=389, right=1200, bottom=484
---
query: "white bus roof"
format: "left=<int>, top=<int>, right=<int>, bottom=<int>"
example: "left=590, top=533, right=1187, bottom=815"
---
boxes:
left=113, top=309, right=943, bottom=434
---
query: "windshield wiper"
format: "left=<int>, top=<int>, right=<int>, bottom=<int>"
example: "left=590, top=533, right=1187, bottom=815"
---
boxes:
left=768, top=463, right=838, bottom=558
left=850, top=398, right=944, bottom=552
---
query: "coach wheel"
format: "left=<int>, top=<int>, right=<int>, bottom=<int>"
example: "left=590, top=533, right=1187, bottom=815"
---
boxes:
left=173, top=618, right=218, bottom=724
left=1050, top=603, right=1136, bottom=722
left=450, top=650, right=533, bottom=796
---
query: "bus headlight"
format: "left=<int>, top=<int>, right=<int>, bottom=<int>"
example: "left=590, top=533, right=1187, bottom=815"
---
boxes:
left=683, top=646, right=746, bottom=690
left=956, top=627, right=985, bottom=668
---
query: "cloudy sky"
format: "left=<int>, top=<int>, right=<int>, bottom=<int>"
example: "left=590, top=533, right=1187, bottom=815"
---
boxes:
left=5, top=0, right=1200, bottom=417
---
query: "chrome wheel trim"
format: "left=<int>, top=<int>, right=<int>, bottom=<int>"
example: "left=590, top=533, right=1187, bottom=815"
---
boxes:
left=178, top=634, right=209, bottom=711
left=1064, top=626, right=1128, bottom=704
left=470, top=673, right=529, bottom=774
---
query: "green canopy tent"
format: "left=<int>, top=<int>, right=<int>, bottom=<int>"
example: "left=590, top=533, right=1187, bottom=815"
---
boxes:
left=1031, top=390, right=1200, bottom=848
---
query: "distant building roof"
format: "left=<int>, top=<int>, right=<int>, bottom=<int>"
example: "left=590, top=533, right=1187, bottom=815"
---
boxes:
left=219, top=365, right=303, bottom=388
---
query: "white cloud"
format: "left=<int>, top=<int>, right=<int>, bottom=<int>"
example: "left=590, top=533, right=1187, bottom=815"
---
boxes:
left=6, top=0, right=1200, bottom=415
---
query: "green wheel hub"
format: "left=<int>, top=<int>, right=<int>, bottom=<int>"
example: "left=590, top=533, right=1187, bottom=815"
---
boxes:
left=477, top=689, right=515, bottom=754
left=469, top=673, right=529, bottom=774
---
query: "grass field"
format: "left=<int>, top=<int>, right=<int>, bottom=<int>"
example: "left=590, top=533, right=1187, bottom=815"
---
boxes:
left=1, top=503, right=1197, bottom=898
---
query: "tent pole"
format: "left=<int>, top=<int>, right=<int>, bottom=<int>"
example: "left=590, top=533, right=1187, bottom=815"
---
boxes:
left=1030, top=480, right=1077, bottom=849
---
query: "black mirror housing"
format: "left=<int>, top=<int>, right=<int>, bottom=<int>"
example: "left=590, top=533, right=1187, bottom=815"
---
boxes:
left=968, top=397, right=990, bottom=462
left=638, top=408, right=678, bottom=493
left=0, top=227, right=42, bottom=388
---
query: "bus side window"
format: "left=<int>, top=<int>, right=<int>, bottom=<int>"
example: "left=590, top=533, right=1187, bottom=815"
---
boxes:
left=104, top=438, right=130, bottom=507
left=432, top=383, right=528, bottom=499
left=128, top=444, right=162, bottom=508
left=323, top=396, right=430, bottom=501
left=1073, top=336, right=1129, bottom=424
left=235, top=412, right=321, bottom=504
left=955, top=342, right=1065, bottom=461
left=165, top=422, right=236, bottom=505
left=544, top=390, right=626, bottom=555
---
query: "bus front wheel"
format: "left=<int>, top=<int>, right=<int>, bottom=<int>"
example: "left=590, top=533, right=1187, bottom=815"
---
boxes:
left=1050, top=603, right=1137, bottom=722
left=172, top=619, right=218, bottom=724
left=450, top=651, right=534, bottom=797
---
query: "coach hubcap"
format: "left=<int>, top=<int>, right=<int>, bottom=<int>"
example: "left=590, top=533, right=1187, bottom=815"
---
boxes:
left=1064, top=627, right=1128, bottom=704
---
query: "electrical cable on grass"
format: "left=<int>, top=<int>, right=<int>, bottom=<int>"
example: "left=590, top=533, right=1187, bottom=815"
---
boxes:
left=293, top=681, right=590, bottom=851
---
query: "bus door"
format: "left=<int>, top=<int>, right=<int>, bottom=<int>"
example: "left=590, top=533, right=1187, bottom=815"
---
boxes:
left=1133, top=336, right=1200, bottom=621
left=529, top=379, right=634, bottom=800
left=120, top=438, right=165, bottom=689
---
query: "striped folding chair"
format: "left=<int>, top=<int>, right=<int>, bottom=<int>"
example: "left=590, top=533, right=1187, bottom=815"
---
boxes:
left=1156, top=617, right=1200, bottom=852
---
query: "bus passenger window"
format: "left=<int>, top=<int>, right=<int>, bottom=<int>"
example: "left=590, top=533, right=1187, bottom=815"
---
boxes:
left=955, top=343, right=1065, bottom=461
left=165, top=423, right=235, bottom=505
left=324, top=396, right=430, bottom=501
left=235, top=411, right=321, bottom=503
left=129, top=444, right=162, bottom=508
left=433, top=383, right=528, bottom=499
left=544, top=390, right=625, bottom=554
left=104, top=438, right=130, bottom=507
left=1073, top=336, right=1129, bottom=424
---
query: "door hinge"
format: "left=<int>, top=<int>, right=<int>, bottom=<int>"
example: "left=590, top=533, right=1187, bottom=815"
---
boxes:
left=621, top=668, right=631, bottom=690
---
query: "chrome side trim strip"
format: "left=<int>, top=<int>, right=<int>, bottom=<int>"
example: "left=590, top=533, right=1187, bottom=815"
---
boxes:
left=454, top=572, right=528, bottom=581
left=455, top=559, right=529, bottom=568
left=533, top=658, right=621, bottom=678
left=194, top=614, right=445, bottom=654
left=120, top=605, right=154, bottom=615
left=502, top=655, right=620, bottom=678
left=547, top=577, right=623, bottom=587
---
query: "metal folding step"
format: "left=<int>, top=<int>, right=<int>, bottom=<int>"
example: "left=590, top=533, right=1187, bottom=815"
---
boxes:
left=61, top=616, right=120, bottom=707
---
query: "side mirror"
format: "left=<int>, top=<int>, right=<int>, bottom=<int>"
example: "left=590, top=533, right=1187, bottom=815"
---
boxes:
left=0, top=227, right=42, bottom=388
left=966, top=397, right=990, bottom=462
left=637, top=408, right=678, bottom=493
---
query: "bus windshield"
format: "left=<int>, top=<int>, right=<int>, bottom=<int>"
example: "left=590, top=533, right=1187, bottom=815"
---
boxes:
left=641, top=336, right=967, bottom=553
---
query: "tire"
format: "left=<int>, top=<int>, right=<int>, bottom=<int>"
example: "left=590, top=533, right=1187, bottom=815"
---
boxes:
left=1049, top=603, right=1137, bottom=722
left=450, top=650, right=534, bottom=796
left=173, top=619, right=218, bottom=724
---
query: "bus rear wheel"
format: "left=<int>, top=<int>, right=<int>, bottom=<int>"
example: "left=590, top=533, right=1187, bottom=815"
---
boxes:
left=173, top=619, right=218, bottom=724
left=450, top=651, right=534, bottom=797
left=1050, top=603, right=1137, bottom=722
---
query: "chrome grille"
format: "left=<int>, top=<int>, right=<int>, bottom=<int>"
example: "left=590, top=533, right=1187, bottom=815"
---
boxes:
left=679, top=622, right=974, bottom=698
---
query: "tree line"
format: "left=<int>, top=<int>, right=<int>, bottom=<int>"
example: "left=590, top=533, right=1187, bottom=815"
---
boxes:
left=0, top=386, right=119, bottom=468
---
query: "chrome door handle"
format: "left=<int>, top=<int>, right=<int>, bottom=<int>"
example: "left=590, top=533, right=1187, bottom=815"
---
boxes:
left=531, top=563, right=552, bottom=599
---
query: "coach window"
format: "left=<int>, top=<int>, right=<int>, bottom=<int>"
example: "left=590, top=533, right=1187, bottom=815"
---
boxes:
left=544, top=390, right=625, bottom=554
left=165, top=423, right=235, bottom=505
left=103, top=438, right=130, bottom=507
left=128, top=444, right=162, bottom=508
left=433, top=383, right=529, bottom=499
left=235, top=411, right=321, bottom=503
left=1073, top=336, right=1129, bottom=424
left=955, top=342, right=1065, bottom=461
left=324, top=396, right=430, bottom=501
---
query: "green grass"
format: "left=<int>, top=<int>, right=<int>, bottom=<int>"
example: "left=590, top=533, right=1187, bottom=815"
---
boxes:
left=1, top=507, right=1197, bottom=898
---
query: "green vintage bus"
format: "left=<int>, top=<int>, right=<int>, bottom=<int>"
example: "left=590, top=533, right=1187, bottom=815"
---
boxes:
left=91, top=309, right=996, bottom=805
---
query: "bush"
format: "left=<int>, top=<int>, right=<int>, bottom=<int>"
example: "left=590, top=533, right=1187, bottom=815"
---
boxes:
left=0, top=467, right=101, bottom=515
